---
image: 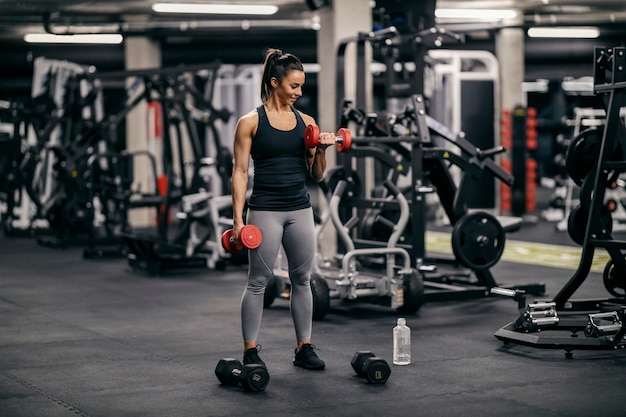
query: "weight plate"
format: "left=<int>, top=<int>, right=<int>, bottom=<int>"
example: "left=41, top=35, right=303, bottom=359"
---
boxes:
left=304, top=124, right=319, bottom=148
left=323, top=166, right=362, bottom=199
left=451, top=212, right=505, bottom=270
left=240, top=225, right=262, bottom=249
left=396, top=269, right=424, bottom=314
left=567, top=204, right=613, bottom=246
left=311, top=273, right=330, bottom=320
left=602, top=258, right=626, bottom=297
left=221, top=229, right=243, bottom=252
left=565, top=127, right=603, bottom=186
left=578, top=173, right=596, bottom=212
left=336, top=128, right=352, bottom=152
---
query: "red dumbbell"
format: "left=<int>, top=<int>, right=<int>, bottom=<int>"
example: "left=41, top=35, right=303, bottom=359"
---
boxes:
left=304, top=124, right=352, bottom=152
left=221, top=225, right=263, bottom=253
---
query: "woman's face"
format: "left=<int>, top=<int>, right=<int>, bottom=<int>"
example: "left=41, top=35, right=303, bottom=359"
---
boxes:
left=273, top=70, right=305, bottom=105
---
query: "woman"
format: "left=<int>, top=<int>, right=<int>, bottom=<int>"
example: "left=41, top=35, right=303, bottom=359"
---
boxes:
left=231, top=48, right=335, bottom=370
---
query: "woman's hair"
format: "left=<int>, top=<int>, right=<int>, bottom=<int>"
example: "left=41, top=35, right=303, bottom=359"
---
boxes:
left=260, top=48, right=304, bottom=103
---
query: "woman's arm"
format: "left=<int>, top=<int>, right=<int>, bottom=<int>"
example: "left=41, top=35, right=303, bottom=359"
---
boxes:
left=231, top=111, right=255, bottom=240
left=302, top=113, right=335, bottom=182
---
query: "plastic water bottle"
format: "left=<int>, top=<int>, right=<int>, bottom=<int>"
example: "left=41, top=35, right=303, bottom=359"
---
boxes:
left=393, top=317, right=411, bottom=365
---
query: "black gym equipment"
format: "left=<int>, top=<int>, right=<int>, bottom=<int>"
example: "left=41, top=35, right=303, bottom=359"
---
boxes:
left=267, top=179, right=424, bottom=320
left=333, top=96, right=546, bottom=304
left=75, top=62, right=240, bottom=273
left=2, top=83, right=83, bottom=237
left=451, top=211, right=505, bottom=270
left=494, top=46, right=626, bottom=356
left=333, top=13, right=545, bottom=306
left=351, top=351, right=391, bottom=384
left=214, top=358, right=270, bottom=392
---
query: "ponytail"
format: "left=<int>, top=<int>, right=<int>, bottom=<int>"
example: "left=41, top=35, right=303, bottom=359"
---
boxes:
left=260, top=48, right=304, bottom=103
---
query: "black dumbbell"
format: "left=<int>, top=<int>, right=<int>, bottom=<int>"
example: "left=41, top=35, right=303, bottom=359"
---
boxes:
left=215, top=358, right=270, bottom=392
left=351, top=351, right=391, bottom=384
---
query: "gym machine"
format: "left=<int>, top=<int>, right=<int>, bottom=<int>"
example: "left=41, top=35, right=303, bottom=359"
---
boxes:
left=36, top=73, right=109, bottom=248
left=330, top=10, right=546, bottom=305
left=268, top=174, right=424, bottom=320
left=337, top=96, right=545, bottom=302
left=494, top=46, right=626, bottom=356
left=1, top=58, right=97, bottom=237
left=79, top=62, right=240, bottom=274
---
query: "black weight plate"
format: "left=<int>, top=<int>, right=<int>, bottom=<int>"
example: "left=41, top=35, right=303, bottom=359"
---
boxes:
left=451, top=212, right=505, bottom=270
left=567, top=205, right=586, bottom=245
left=323, top=166, right=362, bottom=199
left=358, top=210, right=379, bottom=241
left=397, top=269, right=424, bottom=314
left=579, top=170, right=620, bottom=213
left=311, top=273, right=330, bottom=320
left=602, top=259, right=626, bottom=297
left=565, top=127, right=603, bottom=186
left=567, top=204, right=613, bottom=246
left=578, top=173, right=596, bottom=212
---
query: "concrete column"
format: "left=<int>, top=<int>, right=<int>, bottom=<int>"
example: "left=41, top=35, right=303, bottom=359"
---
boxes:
left=317, top=0, right=372, bottom=133
left=496, top=27, right=526, bottom=111
left=124, top=36, right=161, bottom=228
left=316, top=0, right=372, bottom=257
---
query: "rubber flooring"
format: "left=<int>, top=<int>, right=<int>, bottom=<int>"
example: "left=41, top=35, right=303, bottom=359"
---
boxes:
left=1, top=217, right=626, bottom=417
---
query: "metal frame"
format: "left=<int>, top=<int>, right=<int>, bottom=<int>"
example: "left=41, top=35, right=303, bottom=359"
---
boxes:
left=494, top=47, right=626, bottom=355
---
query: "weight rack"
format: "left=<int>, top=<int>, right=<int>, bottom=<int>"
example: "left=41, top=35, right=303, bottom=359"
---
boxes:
left=494, top=46, right=626, bottom=355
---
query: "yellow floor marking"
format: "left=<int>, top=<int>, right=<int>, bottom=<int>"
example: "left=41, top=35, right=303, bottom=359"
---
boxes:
left=425, top=231, right=611, bottom=273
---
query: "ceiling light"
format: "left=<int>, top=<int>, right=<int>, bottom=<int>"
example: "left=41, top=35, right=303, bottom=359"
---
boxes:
left=435, top=8, right=518, bottom=20
left=24, top=33, right=124, bottom=44
left=527, top=27, right=600, bottom=38
left=152, top=3, right=279, bottom=15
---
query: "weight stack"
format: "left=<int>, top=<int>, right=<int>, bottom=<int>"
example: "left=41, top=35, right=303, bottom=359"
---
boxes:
left=500, top=109, right=513, bottom=213
left=508, top=105, right=538, bottom=217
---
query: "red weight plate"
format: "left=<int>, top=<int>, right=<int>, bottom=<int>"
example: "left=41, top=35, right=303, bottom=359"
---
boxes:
left=240, top=225, right=263, bottom=249
left=336, top=128, right=351, bottom=152
left=304, top=124, right=319, bottom=148
left=221, top=229, right=243, bottom=253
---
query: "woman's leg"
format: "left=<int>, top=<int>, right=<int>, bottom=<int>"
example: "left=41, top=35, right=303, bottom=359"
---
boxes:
left=282, top=208, right=316, bottom=343
left=241, top=210, right=283, bottom=347
left=283, top=208, right=325, bottom=370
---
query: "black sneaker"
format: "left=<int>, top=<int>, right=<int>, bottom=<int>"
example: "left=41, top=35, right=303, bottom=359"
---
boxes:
left=243, top=346, right=266, bottom=368
left=293, top=344, right=325, bottom=370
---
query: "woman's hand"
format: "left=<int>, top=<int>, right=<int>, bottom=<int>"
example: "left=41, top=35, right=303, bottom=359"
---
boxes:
left=316, top=131, right=336, bottom=150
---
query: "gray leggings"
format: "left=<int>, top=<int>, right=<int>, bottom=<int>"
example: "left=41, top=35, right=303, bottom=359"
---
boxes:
left=241, top=207, right=316, bottom=343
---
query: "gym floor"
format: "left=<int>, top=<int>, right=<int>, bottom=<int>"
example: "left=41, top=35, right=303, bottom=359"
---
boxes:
left=1, top=202, right=626, bottom=417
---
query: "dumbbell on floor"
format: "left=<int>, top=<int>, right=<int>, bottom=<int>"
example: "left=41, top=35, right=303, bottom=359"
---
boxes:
left=221, top=225, right=263, bottom=253
left=215, top=358, right=270, bottom=392
left=351, top=351, right=391, bottom=384
left=304, top=124, right=352, bottom=152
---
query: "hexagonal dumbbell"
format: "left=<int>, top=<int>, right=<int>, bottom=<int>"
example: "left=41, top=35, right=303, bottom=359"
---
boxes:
left=304, top=124, right=352, bottom=152
left=351, top=351, right=391, bottom=384
left=221, top=224, right=263, bottom=253
left=215, top=358, right=270, bottom=392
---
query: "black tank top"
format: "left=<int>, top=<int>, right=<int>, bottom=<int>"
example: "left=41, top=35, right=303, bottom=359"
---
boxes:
left=248, top=105, right=311, bottom=211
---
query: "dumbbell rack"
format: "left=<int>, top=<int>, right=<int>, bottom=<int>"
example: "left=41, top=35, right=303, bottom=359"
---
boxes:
left=494, top=46, right=626, bottom=355
left=336, top=94, right=546, bottom=303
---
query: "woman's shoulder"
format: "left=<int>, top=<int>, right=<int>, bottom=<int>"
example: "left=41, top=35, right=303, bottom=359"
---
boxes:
left=238, top=108, right=260, bottom=125
left=235, top=109, right=260, bottom=138
left=296, top=109, right=315, bottom=126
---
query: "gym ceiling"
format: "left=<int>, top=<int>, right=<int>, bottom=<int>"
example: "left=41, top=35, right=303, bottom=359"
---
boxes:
left=1, top=0, right=626, bottom=94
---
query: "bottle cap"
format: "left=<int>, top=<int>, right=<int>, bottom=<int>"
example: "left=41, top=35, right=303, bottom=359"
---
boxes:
left=397, top=317, right=406, bottom=325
